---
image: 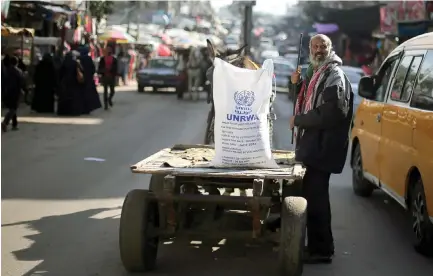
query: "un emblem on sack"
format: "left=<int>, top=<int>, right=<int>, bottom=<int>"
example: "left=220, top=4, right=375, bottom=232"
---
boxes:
left=234, top=90, right=255, bottom=106
left=234, top=90, right=255, bottom=115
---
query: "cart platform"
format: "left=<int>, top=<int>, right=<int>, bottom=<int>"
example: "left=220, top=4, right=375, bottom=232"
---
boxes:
left=130, top=144, right=304, bottom=180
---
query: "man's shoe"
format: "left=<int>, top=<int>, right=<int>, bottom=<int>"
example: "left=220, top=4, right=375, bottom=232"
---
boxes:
left=11, top=126, right=19, bottom=131
left=108, top=98, right=113, bottom=107
left=303, top=252, right=333, bottom=264
left=1, top=123, right=7, bottom=132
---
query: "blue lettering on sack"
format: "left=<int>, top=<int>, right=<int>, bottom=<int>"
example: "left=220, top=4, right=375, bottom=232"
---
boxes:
left=227, top=90, right=259, bottom=122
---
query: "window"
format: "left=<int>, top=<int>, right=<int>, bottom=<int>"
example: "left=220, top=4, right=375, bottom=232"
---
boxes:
left=149, top=58, right=176, bottom=69
left=390, top=55, right=423, bottom=102
left=389, top=56, right=412, bottom=101
left=374, top=59, right=398, bottom=102
left=411, top=51, right=433, bottom=111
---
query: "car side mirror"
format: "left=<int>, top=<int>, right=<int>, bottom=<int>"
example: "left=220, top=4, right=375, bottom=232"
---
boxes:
left=358, top=76, right=375, bottom=99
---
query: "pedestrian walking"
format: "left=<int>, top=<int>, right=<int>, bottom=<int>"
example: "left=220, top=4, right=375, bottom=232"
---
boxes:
left=2, top=56, right=28, bottom=132
left=289, top=34, right=354, bottom=264
left=57, top=52, right=85, bottom=116
left=117, top=51, right=129, bottom=86
left=31, top=53, right=58, bottom=113
left=78, top=46, right=102, bottom=114
left=98, top=46, right=118, bottom=110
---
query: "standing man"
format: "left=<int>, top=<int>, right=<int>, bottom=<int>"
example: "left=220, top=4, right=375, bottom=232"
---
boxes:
left=2, top=56, right=27, bottom=132
left=98, top=46, right=118, bottom=110
left=289, top=34, right=353, bottom=263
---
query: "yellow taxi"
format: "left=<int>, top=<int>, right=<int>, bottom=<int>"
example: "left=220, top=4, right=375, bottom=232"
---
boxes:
left=350, top=32, right=433, bottom=255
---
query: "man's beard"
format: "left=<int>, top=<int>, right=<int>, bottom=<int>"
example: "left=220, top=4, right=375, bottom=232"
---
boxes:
left=310, top=51, right=330, bottom=68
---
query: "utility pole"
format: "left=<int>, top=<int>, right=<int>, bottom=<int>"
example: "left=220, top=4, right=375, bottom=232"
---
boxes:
left=242, top=1, right=256, bottom=55
left=127, top=1, right=135, bottom=34
left=136, top=1, right=142, bottom=41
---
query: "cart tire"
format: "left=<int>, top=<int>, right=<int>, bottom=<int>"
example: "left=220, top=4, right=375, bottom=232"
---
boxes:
left=138, top=85, right=144, bottom=93
left=279, top=196, right=307, bottom=276
left=119, top=189, right=159, bottom=272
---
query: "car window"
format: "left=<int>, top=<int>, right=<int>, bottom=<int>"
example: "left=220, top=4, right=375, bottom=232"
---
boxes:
left=411, top=51, right=433, bottom=111
left=374, top=59, right=398, bottom=102
left=149, top=59, right=176, bottom=68
left=390, top=55, right=423, bottom=102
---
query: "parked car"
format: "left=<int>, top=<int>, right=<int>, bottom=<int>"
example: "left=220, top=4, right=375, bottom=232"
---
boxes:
left=259, top=48, right=279, bottom=64
left=224, top=35, right=239, bottom=50
left=340, top=65, right=365, bottom=111
left=272, top=57, right=295, bottom=93
left=350, top=32, right=433, bottom=256
left=136, top=57, right=185, bottom=93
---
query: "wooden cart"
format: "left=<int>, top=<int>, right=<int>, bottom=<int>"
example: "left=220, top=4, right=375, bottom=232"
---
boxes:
left=120, top=144, right=307, bottom=276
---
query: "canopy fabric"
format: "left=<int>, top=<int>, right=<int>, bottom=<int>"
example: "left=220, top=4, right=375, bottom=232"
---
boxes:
left=313, top=23, right=339, bottom=34
left=157, top=44, right=171, bottom=56
left=99, top=29, right=136, bottom=43
left=1, top=26, right=34, bottom=37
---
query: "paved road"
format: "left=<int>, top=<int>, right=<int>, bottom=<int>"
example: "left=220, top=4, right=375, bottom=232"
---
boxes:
left=2, top=89, right=432, bottom=276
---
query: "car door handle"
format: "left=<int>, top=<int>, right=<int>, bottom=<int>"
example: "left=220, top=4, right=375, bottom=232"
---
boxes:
left=376, top=114, right=381, bottom=122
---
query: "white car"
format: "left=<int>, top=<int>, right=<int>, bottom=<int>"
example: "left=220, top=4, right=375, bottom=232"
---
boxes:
left=260, top=49, right=279, bottom=63
left=340, top=66, right=365, bottom=111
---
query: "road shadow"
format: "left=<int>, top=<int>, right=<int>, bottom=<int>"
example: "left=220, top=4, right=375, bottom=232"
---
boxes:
left=2, top=207, right=285, bottom=276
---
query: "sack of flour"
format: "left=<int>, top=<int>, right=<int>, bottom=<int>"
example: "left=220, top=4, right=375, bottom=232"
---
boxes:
left=210, top=58, right=278, bottom=169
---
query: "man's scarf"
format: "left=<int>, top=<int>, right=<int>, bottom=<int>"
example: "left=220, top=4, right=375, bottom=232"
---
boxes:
left=294, top=63, right=331, bottom=116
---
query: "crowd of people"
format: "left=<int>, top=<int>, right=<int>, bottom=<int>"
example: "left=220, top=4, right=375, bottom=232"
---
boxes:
left=1, top=44, right=130, bottom=132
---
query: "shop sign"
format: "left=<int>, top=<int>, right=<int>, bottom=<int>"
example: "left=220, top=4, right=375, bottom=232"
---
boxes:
left=380, top=1, right=427, bottom=34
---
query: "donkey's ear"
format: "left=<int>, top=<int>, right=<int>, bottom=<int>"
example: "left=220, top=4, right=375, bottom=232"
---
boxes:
left=235, top=44, right=247, bottom=56
left=206, top=39, right=217, bottom=61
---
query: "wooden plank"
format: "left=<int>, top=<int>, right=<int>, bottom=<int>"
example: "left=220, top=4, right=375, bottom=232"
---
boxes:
left=130, top=145, right=305, bottom=180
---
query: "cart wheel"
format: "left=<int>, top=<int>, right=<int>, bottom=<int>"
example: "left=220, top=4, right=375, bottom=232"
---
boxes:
left=279, top=196, right=307, bottom=276
left=138, top=85, right=144, bottom=93
left=119, top=189, right=159, bottom=272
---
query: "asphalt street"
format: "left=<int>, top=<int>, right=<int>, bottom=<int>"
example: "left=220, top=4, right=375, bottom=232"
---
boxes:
left=2, top=87, right=432, bottom=276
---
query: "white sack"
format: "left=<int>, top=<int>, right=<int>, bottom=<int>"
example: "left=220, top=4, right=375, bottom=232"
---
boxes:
left=210, top=58, right=278, bottom=169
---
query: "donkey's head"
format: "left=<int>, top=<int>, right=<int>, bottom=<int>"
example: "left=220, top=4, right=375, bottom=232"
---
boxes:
left=206, top=39, right=259, bottom=88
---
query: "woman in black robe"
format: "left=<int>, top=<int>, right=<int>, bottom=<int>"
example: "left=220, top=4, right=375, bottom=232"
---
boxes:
left=57, top=52, right=85, bottom=116
left=31, top=54, right=58, bottom=113
left=78, top=46, right=102, bottom=114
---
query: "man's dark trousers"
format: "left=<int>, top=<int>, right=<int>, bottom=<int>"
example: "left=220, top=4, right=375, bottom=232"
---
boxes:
left=3, top=108, right=18, bottom=128
left=102, top=76, right=115, bottom=109
left=302, top=165, right=334, bottom=255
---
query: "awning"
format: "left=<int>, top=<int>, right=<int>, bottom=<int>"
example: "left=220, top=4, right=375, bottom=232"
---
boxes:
left=313, top=23, right=339, bottom=34
left=8, top=1, right=73, bottom=22
left=315, top=5, right=382, bottom=36
left=1, top=25, right=35, bottom=37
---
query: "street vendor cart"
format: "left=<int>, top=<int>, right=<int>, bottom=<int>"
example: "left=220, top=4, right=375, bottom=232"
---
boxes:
left=120, top=144, right=306, bottom=276
left=1, top=25, right=34, bottom=103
